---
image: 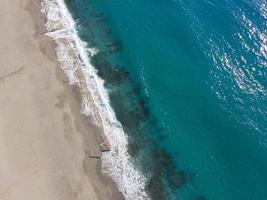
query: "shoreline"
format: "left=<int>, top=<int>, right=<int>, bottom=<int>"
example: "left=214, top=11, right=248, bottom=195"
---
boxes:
left=41, top=0, right=149, bottom=199
left=0, top=0, right=122, bottom=199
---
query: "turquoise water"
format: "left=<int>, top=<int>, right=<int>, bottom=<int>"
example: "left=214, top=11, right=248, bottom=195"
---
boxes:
left=65, top=0, right=267, bottom=199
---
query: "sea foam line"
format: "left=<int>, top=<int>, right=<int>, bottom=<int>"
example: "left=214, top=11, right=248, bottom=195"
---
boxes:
left=41, top=0, right=149, bottom=199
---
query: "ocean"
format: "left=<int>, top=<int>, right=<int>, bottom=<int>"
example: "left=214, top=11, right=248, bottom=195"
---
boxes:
left=45, top=0, right=267, bottom=199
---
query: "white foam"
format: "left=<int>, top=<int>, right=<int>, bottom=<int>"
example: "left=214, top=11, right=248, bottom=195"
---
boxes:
left=41, top=0, right=149, bottom=199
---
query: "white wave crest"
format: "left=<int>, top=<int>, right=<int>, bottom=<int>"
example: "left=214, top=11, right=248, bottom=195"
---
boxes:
left=41, top=0, right=149, bottom=199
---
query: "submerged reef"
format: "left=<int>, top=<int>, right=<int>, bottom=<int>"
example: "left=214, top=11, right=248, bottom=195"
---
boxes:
left=90, top=49, right=194, bottom=199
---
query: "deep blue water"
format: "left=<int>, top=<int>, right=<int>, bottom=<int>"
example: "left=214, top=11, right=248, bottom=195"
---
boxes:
left=65, top=0, right=267, bottom=199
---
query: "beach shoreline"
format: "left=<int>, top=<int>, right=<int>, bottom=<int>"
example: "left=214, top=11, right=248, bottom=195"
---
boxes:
left=41, top=0, right=149, bottom=199
left=0, top=0, right=123, bottom=199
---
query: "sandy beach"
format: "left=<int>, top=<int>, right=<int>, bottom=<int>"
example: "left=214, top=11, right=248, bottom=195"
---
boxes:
left=0, top=0, right=122, bottom=199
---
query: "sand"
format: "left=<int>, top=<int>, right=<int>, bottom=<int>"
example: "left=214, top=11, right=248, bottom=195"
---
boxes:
left=0, top=0, right=123, bottom=199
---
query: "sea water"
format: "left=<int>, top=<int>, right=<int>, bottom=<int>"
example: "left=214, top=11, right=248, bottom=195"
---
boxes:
left=62, top=0, right=266, bottom=199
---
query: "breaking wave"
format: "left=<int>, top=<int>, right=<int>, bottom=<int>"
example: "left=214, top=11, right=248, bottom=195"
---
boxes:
left=41, top=0, right=149, bottom=199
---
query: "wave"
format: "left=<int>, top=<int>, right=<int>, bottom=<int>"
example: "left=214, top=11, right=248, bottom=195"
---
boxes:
left=40, top=0, right=149, bottom=199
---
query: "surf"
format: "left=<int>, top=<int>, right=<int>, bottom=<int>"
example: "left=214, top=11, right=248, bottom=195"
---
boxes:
left=41, top=0, right=149, bottom=199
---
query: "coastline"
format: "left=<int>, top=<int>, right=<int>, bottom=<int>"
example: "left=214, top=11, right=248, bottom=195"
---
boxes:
left=0, top=0, right=122, bottom=199
left=41, top=0, right=149, bottom=199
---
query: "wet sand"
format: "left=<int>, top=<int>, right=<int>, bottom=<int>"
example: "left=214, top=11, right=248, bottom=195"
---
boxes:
left=0, top=0, right=123, bottom=199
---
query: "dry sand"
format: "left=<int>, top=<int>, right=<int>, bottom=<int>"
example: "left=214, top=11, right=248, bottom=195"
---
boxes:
left=0, top=0, right=123, bottom=199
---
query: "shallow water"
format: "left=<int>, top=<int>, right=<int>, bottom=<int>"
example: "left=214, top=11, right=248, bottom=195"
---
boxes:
left=64, top=0, right=267, bottom=199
